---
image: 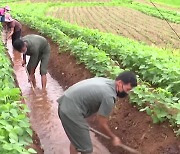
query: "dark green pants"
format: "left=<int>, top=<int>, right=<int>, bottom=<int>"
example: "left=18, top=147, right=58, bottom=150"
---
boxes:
left=27, top=44, right=50, bottom=75
left=57, top=95, right=93, bottom=153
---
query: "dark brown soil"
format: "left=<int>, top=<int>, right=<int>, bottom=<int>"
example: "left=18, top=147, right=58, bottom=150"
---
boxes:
left=47, top=42, right=93, bottom=89
left=22, top=25, right=180, bottom=154
left=106, top=99, right=180, bottom=154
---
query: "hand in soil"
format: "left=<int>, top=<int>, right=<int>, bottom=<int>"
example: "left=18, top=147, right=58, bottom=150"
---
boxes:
left=112, top=136, right=122, bottom=147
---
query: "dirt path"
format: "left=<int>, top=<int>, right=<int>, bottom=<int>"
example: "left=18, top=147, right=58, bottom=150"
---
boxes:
left=47, top=6, right=180, bottom=49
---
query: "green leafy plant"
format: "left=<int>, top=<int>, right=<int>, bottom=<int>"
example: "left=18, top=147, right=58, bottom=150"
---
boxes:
left=0, top=28, right=36, bottom=153
left=130, top=2, right=180, bottom=24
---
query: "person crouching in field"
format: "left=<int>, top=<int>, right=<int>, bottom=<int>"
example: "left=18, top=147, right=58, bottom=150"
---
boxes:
left=13, top=34, right=50, bottom=91
left=57, top=71, right=137, bottom=154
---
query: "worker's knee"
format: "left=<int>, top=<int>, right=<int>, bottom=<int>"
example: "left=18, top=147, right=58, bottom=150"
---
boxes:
left=40, top=68, right=47, bottom=76
left=40, top=59, right=48, bottom=75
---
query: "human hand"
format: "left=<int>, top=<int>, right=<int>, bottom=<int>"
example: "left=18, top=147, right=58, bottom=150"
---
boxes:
left=112, top=136, right=122, bottom=146
left=7, top=35, right=10, bottom=40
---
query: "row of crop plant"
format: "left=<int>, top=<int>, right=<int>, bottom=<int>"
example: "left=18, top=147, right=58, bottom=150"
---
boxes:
left=0, top=26, right=36, bottom=153
left=9, top=4, right=180, bottom=135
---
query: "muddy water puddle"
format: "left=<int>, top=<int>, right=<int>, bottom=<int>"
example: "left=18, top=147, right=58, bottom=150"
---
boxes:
left=2, top=32, right=110, bottom=154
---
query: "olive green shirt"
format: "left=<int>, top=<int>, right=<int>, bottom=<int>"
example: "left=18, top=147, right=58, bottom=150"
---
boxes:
left=22, top=34, right=48, bottom=68
left=58, top=77, right=117, bottom=118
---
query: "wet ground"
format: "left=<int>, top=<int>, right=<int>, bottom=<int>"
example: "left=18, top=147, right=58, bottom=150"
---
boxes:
left=2, top=32, right=111, bottom=154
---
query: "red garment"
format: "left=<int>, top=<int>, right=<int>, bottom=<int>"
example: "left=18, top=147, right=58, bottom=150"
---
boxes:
left=7, top=19, right=22, bottom=32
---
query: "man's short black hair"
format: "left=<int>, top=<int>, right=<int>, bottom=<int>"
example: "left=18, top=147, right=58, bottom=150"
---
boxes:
left=13, top=39, right=25, bottom=52
left=116, top=71, right=137, bottom=87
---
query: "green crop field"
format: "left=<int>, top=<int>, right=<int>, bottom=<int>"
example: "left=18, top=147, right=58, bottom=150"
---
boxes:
left=0, top=0, right=179, bottom=153
left=152, top=0, right=180, bottom=7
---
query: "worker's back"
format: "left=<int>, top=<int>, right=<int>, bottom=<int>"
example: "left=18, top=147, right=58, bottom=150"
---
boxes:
left=59, top=77, right=117, bottom=118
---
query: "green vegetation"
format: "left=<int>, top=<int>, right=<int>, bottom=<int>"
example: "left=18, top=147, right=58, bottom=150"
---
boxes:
left=10, top=2, right=180, bottom=135
left=42, top=17, right=180, bottom=97
left=151, top=0, right=180, bottom=7
left=0, top=27, right=36, bottom=153
left=130, top=2, right=180, bottom=24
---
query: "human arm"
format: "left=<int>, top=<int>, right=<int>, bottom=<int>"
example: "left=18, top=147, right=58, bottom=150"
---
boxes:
left=96, top=115, right=121, bottom=146
left=96, top=97, right=122, bottom=146
left=7, top=27, right=14, bottom=40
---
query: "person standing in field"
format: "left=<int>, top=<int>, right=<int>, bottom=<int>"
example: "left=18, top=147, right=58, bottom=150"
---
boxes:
left=5, top=13, right=22, bottom=45
left=0, top=6, right=10, bottom=22
left=13, top=34, right=50, bottom=91
left=57, top=71, right=137, bottom=154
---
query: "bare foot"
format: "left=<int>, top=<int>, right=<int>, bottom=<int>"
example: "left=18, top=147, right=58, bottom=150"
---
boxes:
left=41, top=89, right=47, bottom=95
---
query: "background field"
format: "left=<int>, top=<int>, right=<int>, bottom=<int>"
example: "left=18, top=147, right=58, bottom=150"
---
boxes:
left=47, top=5, right=180, bottom=48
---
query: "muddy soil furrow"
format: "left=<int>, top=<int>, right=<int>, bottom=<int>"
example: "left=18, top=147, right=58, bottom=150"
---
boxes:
left=88, top=6, right=114, bottom=32
left=98, top=6, right=151, bottom=42
left=96, top=6, right=151, bottom=43
left=57, top=8, right=68, bottom=22
left=75, top=7, right=88, bottom=27
left=105, top=7, right=178, bottom=46
left=91, top=6, right=120, bottom=34
left=68, top=7, right=75, bottom=23
left=55, top=8, right=66, bottom=21
left=72, top=7, right=78, bottom=25
left=84, top=7, right=103, bottom=30
left=109, top=7, right=161, bottom=44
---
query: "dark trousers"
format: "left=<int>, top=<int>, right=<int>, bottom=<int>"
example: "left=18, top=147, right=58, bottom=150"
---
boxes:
left=12, top=30, right=21, bottom=45
left=0, top=15, right=5, bottom=22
